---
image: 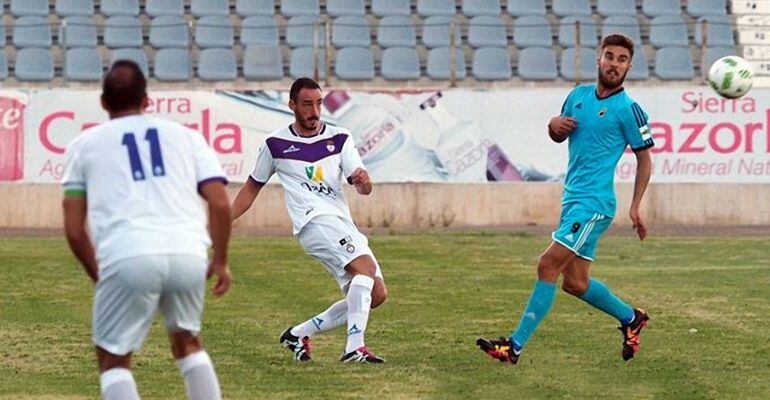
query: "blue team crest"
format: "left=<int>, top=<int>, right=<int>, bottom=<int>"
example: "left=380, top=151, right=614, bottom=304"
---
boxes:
left=326, top=140, right=335, bottom=152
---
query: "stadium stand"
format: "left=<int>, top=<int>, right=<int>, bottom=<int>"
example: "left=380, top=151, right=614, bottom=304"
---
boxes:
left=0, top=0, right=755, bottom=85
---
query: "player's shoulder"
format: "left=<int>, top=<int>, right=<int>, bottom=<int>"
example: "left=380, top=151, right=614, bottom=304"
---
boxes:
left=323, top=124, right=352, bottom=139
left=265, top=124, right=294, bottom=141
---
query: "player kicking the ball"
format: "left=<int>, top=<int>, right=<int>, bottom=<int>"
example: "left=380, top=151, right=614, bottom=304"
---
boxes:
left=477, top=34, right=654, bottom=364
left=232, top=78, right=388, bottom=364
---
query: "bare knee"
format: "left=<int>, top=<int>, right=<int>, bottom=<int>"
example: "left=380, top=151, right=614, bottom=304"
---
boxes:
left=169, top=331, right=203, bottom=360
left=537, top=252, right=563, bottom=282
left=371, top=280, right=389, bottom=309
left=96, top=347, right=132, bottom=373
left=562, top=279, right=588, bottom=297
left=345, top=255, right=377, bottom=278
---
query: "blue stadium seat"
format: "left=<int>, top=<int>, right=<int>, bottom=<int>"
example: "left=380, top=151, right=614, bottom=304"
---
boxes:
left=628, top=47, right=650, bottom=80
left=56, top=0, right=94, bottom=17
left=197, top=48, right=237, bottom=80
left=100, top=0, right=140, bottom=17
left=468, top=16, right=507, bottom=48
left=64, top=47, right=103, bottom=81
left=196, top=15, right=235, bottom=48
left=417, top=0, right=456, bottom=17
left=694, top=15, right=735, bottom=46
left=472, top=47, right=512, bottom=80
left=560, top=47, right=597, bottom=81
left=281, top=0, right=320, bottom=17
left=104, top=16, right=143, bottom=48
left=146, top=0, right=184, bottom=17
left=286, top=16, right=325, bottom=48
left=642, top=0, right=681, bottom=17
left=597, top=0, right=636, bottom=17
left=290, top=47, right=327, bottom=79
left=0, top=53, right=7, bottom=80
left=13, top=17, right=52, bottom=48
left=381, top=47, right=421, bottom=80
left=559, top=16, right=598, bottom=48
left=241, top=16, right=279, bottom=46
left=513, top=15, right=553, bottom=48
left=507, top=0, right=546, bottom=16
left=154, top=48, right=191, bottom=81
left=649, top=15, right=688, bottom=48
left=687, top=0, right=727, bottom=17
left=236, top=0, right=276, bottom=17
left=332, top=16, right=371, bottom=48
left=150, top=16, right=189, bottom=48
left=15, top=48, right=54, bottom=81
left=335, top=47, right=375, bottom=80
left=422, top=16, right=461, bottom=48
left=378, top=16, right=417, bottom=48
left=552, top=0, right=591, bottom=17
left=327, top=0, right=365, bottom=17
left=463, top=0, right=502, bottom=17
left=110, top=48, right=149, bottom=76
left=654, top=46, right=694, bottom=80
left=243, top=45, right=284, bottom=80
left=704, top=46, right=737, bottom=70
left=426, top=47, right=467, bottom=80
left=517, top=47, right=557, bottom=80
left=602, top=16, right=642, bottom=45
left=60, top=16, right=98, bottom=48
left=191, top=0, right=229, bottom=17
left=11, top=0, right=49, bottom=17
left=372, top=0, right=411, bottom=17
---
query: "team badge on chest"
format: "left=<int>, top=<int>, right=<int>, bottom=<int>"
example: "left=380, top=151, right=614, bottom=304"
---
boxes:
left=598, top=107, right=608, bottom=118
left=326, top=140, right=335, bottom=152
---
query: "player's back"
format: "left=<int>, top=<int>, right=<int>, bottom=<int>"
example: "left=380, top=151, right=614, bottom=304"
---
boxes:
left=64, top=115, right=223, bottom=266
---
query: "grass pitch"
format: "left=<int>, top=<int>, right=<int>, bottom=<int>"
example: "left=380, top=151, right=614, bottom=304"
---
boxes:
left=1, top=233, right=769, bottom=399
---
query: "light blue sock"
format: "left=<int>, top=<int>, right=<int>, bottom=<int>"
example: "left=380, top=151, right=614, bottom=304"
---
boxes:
left=510, top=280, right=557, bottom=352
left=579, top=278, right=635, bottom=325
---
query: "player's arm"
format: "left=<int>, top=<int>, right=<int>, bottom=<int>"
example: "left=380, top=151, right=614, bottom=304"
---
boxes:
left=232, top=178, right=264, bottom=221
left=547, top=116, right=577, bottom=143
left=200, top=181, right=232, bottom=297
left=349, top=168, right=372, bottom=195
left=62, top=194, right=98, bottom=283
left=630, top=148, right=652, bottom=241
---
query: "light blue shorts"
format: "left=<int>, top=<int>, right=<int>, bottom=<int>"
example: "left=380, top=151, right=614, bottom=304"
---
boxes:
left=551, top=204, right=612, bottom=261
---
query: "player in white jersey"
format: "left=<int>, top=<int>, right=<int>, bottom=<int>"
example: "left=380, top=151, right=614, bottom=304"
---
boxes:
left=232, top=78, right=388, bottom=364
left=62, top=61, right=233, bottom=400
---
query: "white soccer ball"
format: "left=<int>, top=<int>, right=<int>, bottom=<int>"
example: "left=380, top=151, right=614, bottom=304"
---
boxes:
left=708, top=56, right=754, bottom=99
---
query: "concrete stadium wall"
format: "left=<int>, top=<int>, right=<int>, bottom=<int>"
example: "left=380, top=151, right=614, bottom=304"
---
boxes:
left=1, top=183, right=769, bottom=230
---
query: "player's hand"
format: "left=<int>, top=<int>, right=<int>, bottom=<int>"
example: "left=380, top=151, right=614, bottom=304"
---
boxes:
left=548, top=116, right=578, bottom=136
left=350, top=168, right=370, bottom=186
left=629, top=206, right=647, bottom=241
left=207, top=260, right=232, bottom=297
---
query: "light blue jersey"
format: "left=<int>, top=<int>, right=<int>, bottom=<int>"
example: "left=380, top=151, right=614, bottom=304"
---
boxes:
left=560, top=84, right=654, bottom=217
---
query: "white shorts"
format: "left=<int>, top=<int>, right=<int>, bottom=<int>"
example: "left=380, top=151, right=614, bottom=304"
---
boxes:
left=298, top=215, right=383, bottom=290
left=92, top=254, right=207, bottom=356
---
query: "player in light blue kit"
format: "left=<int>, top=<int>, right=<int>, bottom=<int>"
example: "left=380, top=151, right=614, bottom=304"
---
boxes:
left=477, top=34, right=654, bottom=364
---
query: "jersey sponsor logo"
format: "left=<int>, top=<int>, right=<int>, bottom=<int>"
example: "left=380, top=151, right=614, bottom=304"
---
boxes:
left=305, top=165, right=324, bottom=182
left=301, top=181, right=336, bottom=197
left=283, top=144, right=301, bottom=154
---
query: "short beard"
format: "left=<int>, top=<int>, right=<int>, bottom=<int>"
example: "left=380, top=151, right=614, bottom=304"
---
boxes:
left=299, top=117, right=319, bottom=132
left=597, top=67, right=627, bottom=90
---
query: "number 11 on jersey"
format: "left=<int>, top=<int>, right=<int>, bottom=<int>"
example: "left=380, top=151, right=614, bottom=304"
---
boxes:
left=122, top=128, right=166, bottom=181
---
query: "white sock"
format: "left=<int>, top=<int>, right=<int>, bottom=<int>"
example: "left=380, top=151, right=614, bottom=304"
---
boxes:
left=291, top=299, right=348, bottom=338
left=177, top=351, right=222, bottom=400
left=345, top=275, right=374, bottom=354
left=100, top=368, right=140, bottom=400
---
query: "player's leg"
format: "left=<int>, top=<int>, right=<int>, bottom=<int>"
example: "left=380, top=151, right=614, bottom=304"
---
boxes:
left=340, top=254, right=384, bottom=363
left=160, top=254, right=221, bottom=400
left=93, top=256, right=163, bottom=400
left=477, top=242, right=574, bottom=364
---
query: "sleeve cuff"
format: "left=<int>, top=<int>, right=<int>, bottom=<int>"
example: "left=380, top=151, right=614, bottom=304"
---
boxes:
left=248, top=175, right=266, bottom=187
left=631, top=142, right=654, bottom=152
left=197, top=176, right=228, bottom=194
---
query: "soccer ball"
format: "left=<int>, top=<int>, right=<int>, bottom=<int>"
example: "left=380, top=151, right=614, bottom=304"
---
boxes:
left=707, top=56, right=754, bottom=99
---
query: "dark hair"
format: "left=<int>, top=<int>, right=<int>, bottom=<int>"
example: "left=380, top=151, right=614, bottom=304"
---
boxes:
left=101, top=60, right=147, bottom=113
left=289, top=77, right=322, bottom=101
left=601, top=34, right=635, bottom=59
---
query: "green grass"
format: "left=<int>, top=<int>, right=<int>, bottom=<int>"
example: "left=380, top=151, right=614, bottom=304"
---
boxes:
left=1, top=233, right=769, bottom=399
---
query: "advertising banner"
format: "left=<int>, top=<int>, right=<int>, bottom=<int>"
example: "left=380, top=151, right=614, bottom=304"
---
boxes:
left=4, top=87, right=769, bottom=183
